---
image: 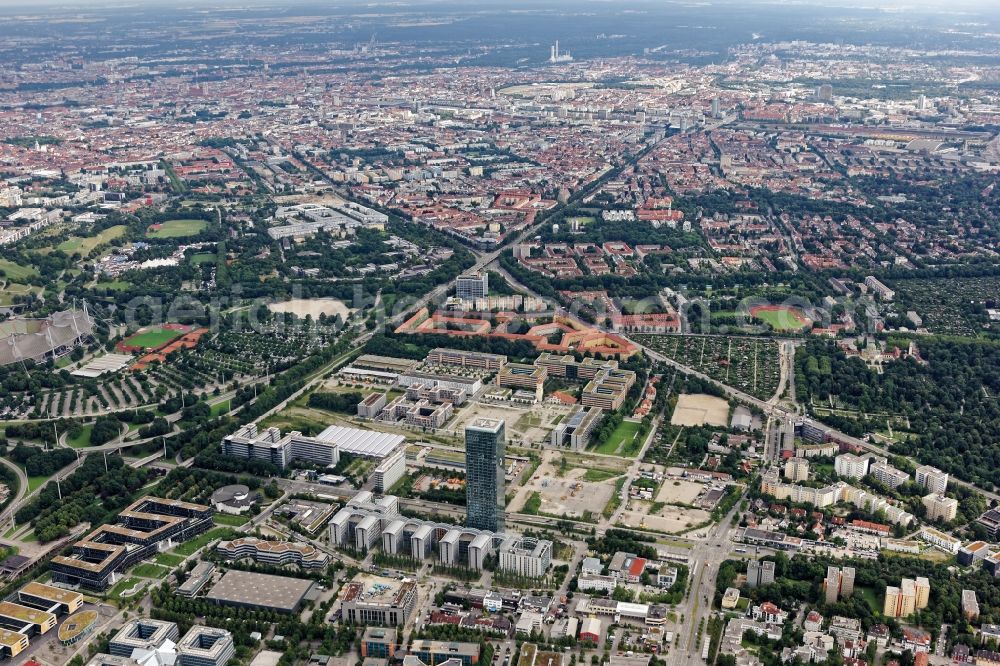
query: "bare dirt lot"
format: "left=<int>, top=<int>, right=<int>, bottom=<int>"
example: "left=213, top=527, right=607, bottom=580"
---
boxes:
left=451, top=400, right=570, bottom=446
left=508, top=450, right=618, bottom=520
left=670, top=393, right=730, bottom=427
left=656, top=477, right=707, bottom=505
left=268, top=297, right=353, bottom=319
left=618, top=499, right=711, bottom=534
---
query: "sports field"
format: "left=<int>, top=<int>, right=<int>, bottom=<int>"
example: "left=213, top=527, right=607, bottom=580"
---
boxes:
left=750, top=305, right=811, bottom=332
left=119, top=325, right=186, bottom=351
left=594, top=419, right=643, bottom=456
left=146, top=218, right=208, bottom=238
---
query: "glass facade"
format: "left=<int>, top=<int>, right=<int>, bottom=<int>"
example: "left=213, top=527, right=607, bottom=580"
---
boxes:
left=465, top=419, right=505, bottom=533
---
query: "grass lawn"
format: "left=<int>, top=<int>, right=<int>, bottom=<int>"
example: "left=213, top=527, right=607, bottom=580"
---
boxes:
left=66, top=425, right=93, bottom=449
left=752, top=307, right=810, bottom=332
left=213, top=512, right=249, bottom=527
left=602, top=477, right=627, bottom=518
left=107, top=577, right=144, bottom=601
left=210, top=399, right=231, bottom=417
left=154, top=553, right=186, bottom=567
left=190, top=252, right=216, bottom=264
left=582, top=468, right=619, bottom=482
left=0, top=259, right=37, bottom=281
left=57, top=225, right=127, bottom=255
left=859, top=586, right=880, bottom=612
left=146, top=219, right=207, bottom=238
left=21, top=530, right=38, bottom=543
left=0, top=283, right=41, bottom=307
left=523, top=492, right=542, bottom=515
left=94, top=280, right=132, bottom=291
left=594, top=420, right=643, bottom=456
left=132, top=562, right=170, bottom=579
left=26, top=474, right=50, bottom=493
left=124, top=327, right=183, bottom=349
left=171, top=527, right=237, bottom=557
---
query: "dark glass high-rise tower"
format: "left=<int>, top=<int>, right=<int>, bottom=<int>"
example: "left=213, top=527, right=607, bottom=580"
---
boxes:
left=465, top=418, right=505, bottom=533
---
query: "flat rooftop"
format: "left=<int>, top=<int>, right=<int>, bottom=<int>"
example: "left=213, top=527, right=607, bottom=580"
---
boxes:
left=19, top=581, right=83, bottom=606
left=340, top=574, right=415, bottom=606
left=0, top=600, right=55, bottom=625
left=206, top=570, right=314, bottom=612
left=315, top=425, right=405, bottom=458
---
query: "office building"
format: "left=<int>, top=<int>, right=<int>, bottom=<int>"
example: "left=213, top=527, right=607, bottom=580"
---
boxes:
left=465, top=419, right=506, bottom=533
left=746, top=560, right=775, bottom=588
left=0, top=629, right=28, bottom=660
left=580, top=368, right=636, bottom=411
left=340, top=578, right=417, bottom=626
left=496, top=363, right=546, bottom=403
left=220, top=423, right=403, bottom=470
left=425, top=348, right=506, bottom=372
left=410, top=640, right=480, bottom=666
left=915, top=465, right=949, bottom=494
left=0, top=601, right=55, bottom=636
left=361, top=627, right=398, bottom=659
left=51, top=496, right=213, bottom=590
left=110, top=620, right=180, bottom=657
left=456, top=272, right=488, bottom=300
left=978, top=509, right=1000, bottom=539
left=17, top=582, right=83, bottom=616
left=550, top=406, right=603, bottom=450
left=216, top=537, right=330, bottom=569
left=177, top=561, right=216, bottom=598
left=958, top=541, right=991, bottom=567
left=177, top=626, right=234, bottom=666
left=824, top=566, right=855, bottom=604
left=497, top=536, right=552, bottom=578
left=372, top=448, right=406, bottom=493
left=922, top=493, right=958, bottom=522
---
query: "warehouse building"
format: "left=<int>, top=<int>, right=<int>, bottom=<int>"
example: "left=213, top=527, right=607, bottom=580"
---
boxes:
left=206, top=570, right=315, bottom=613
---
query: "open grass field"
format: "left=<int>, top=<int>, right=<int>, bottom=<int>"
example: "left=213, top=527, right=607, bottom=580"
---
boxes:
left=0, top=259, right=37, bottom=281
left=190, top=252, right=216, bottom=265
left=26, top=473, right=50, bottom=493
left=132, top=562, right=170, bottom=579
left=171, top=527, right=236, bottom=557
left=107, top=577, right=144, bottom=602
left=594, top=420, right=643, bottom=456
left=154, top=552, right=186, bottom=567
left=146, top=218, right=207, bottom=238
left=57, top=225, right=127, bottom=255
left=213, top=512, right=249, bottom=527
left=122, top=326, right=184, bottom=350
left=210, top=399, right=231, bottom=417
left=750, top=305, right=811, bottom=332
left=66, top=425, right=93, bottom=449
left=0, top=282, right=42, bottom=307
left=94, top=280, right=132, bottom=291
